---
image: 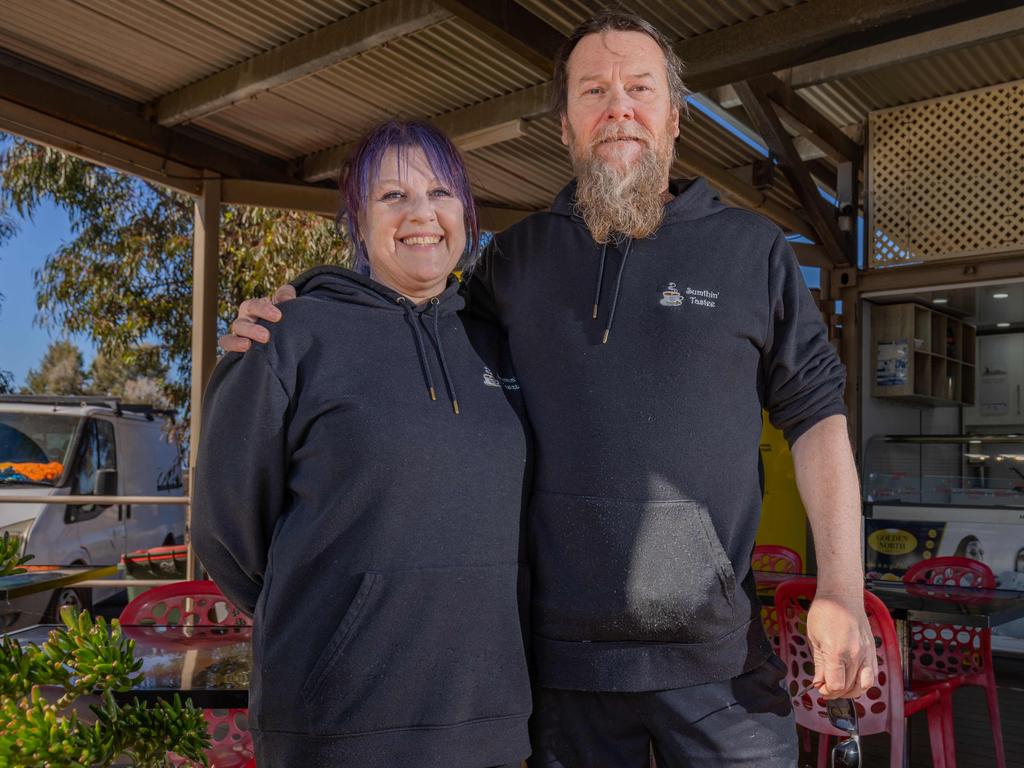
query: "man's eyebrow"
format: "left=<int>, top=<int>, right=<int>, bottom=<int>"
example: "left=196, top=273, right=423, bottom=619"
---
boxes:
left=576, top=71, right=656, bottom=82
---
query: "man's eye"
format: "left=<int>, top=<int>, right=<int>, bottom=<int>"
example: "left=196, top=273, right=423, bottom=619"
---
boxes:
left=630, top=85, right=651, bottom=92
left=584, top=87, right=603, bottom=95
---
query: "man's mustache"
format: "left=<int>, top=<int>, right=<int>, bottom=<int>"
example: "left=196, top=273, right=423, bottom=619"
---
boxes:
left=589, top=124, right=652, bottom=148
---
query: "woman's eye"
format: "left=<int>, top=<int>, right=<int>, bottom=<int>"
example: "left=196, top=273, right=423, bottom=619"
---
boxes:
left=380, top=191, right=404, bottom=201
left=431, top=188, right=453, bottom=197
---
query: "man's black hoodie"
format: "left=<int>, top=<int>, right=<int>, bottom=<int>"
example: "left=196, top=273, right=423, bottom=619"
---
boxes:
left=465, top=177, right=847, bottom=692
left=192, top=267, right=532, bottom=767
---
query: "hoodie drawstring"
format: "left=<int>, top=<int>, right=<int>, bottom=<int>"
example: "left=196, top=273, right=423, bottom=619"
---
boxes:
left=592, top=243, right=608, bottom=320
left=397, top=296, right=460, bottom=415
left=398, top=297, right=437, bottom=402
left=592, top=238, right=633, bottom=344
left=430, top=298, right=460, bottom=414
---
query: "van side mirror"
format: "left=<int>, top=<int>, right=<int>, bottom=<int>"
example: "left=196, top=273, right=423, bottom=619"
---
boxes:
left=95, top=468, right=118, bottom=498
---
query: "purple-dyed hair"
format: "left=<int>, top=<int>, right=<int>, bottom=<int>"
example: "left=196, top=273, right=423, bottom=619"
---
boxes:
left=339, top=120, right=479, bottom=275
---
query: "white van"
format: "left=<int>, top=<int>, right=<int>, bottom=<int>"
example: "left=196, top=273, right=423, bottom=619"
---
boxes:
left=0, top=395, right=185, bottom=622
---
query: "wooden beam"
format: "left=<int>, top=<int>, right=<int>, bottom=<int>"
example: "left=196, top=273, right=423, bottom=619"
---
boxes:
left=221, top=179, right=338, bottom=216
left=187, top=176, right=221, bottom=581
left=477, top=205, right=534, bottom=231
left=431, top=0, right=563, bottom=73
left=734, top=79, right=847, bottom=264
left=714, top=5, right=1024, bottom=107
left=300, top=82, right=552, bottom=182
left=152, top=0, right=450, bottom=126
left=678, top=0, right=1024, bottom=92
left=751, top=75, right=862, bottom=164
left=0, top=97, right=204, bottom=196
left=0, top=51, right=298, bottom=186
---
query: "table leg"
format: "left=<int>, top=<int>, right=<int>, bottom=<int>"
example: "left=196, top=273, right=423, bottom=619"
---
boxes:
left=897, top=618, right=911, bottom=768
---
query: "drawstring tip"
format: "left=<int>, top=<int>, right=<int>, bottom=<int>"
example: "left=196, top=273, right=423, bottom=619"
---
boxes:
left=429, top=387, right=437, bottom=401
left=602, top=329, right=610, bottom=344
left=592, top=304, right=599, bottom=319
left=452, top=400, right=460, bottom=415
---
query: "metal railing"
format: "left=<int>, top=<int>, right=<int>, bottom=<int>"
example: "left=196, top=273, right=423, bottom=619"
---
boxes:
left=1, top=495, right=195, bottom=583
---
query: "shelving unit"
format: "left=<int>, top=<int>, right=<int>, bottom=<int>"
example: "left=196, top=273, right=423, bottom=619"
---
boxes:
left=871, top=302, right=975, bottom=406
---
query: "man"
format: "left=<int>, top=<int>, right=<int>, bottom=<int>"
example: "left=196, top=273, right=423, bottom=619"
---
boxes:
left=222, top=11, right=875, bottom=767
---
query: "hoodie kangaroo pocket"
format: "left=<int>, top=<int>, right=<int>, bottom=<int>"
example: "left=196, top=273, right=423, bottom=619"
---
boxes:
left=299, top=563, right=531, bottom=735
left=530, top=493, right=738, bottom=643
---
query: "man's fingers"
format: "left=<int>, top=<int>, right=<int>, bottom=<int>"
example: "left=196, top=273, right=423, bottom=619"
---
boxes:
left=857, top=662, right=875, bottom=694
left=218, top=334, right=251, bottom=353
left=819, top=654, right=851, bottom=698
left=230, top=319, right=270, bottom=343
left=239, top=296, right=283, bottom=323
left=272, top=284, right=297, bottom=304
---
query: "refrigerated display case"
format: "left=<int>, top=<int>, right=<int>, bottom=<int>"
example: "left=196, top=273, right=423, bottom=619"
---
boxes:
left=863, top=433, right=1024, bottom=643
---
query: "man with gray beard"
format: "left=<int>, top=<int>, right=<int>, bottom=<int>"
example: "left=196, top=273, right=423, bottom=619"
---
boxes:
left=223, top=11, right=874, bottom=767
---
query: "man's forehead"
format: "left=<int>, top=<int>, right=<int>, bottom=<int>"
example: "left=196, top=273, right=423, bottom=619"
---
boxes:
left=568, top=30, right=667, bottom=77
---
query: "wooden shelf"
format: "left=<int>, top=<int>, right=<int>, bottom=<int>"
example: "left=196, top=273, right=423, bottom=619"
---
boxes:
left=871, top=302, right=975, bottom=406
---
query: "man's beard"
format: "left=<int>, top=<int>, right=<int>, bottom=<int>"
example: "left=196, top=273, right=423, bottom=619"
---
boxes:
left=569, top=122, right=675, bottom=244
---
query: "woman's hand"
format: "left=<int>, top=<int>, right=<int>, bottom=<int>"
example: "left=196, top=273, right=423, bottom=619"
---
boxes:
left=219, top=285, right=296, bottom=352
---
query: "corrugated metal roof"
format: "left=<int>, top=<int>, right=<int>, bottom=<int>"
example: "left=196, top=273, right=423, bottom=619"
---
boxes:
left=0, top=0, right=380, bottom=100
left=193, top=16, right=549, bottom=160
left=514, top=0, right=804, bottom=39
left=797, top=31, right=1024, bottom=126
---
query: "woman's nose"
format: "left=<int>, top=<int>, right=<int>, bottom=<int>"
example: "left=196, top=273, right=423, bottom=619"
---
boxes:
left=408, top=193, right=437, bottom=222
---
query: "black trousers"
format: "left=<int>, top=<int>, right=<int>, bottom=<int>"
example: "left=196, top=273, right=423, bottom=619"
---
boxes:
left=527, top=656, right=797, bottom=768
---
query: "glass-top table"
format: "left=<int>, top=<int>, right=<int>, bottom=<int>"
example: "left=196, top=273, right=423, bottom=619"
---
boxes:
left=0, top=564, right=118, bottom=600
left=7, top=623, right=251, bottom=708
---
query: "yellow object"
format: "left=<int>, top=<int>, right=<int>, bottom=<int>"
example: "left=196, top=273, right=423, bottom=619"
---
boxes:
left=756, top=413, right=807, bottom=565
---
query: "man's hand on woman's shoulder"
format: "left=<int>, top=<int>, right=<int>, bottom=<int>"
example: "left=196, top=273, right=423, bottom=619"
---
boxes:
left=219, top=285, right=296, bottom=352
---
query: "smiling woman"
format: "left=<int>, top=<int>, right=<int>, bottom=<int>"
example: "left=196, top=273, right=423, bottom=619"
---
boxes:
left=192, top=120, right=532, bottom=767
left=341, top=120, right=478, bottom=302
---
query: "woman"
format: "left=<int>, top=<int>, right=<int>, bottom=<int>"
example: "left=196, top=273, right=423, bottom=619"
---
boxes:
left=192, top=121, right=531, bottom=768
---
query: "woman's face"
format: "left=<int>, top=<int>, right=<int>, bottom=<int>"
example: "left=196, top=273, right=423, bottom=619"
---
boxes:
left=360, top=146, right=466, bottom=301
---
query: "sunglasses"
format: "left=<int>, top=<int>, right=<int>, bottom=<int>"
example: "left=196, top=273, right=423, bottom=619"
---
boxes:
left=794, top=687, right=860, bottom=768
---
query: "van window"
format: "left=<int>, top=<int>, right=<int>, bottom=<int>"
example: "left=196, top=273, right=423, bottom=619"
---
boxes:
left=0, top=413, right=79, bottom=485
left=69, top=419, right=117, bottom=521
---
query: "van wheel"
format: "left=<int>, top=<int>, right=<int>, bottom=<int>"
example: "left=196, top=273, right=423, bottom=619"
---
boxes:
left=45, top=587, right=92, bottom=622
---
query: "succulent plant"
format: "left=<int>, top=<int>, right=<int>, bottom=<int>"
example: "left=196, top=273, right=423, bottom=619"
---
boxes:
left=0, top=607, right=211, bottom=767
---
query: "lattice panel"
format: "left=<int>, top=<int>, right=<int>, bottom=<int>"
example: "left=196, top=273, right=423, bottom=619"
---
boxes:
left=868, top=79, right=1024, bottom=267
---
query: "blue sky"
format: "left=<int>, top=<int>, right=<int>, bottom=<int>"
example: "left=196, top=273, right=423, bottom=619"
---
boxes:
left=0, top=199, right=97, bottom=388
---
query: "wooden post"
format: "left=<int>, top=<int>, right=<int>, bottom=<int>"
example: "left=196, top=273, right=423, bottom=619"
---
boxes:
left=186, top=176, right=221, bottom=582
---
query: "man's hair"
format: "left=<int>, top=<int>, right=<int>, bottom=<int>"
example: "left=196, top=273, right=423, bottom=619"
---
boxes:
left=551, top=10, right=690, bottom=115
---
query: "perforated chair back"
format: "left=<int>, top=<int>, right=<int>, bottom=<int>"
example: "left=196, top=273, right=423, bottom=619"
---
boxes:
left=120, top=580, right=252, bottom=627
left=777, top=577, right=903, bottom=738
left=752, top=544, right=804, bottom=574
left=902, top=557, right=995, bottom=681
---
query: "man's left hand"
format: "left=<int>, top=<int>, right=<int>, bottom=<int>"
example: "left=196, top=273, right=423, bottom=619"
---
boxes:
left=806, top=593, right=877, bottom=698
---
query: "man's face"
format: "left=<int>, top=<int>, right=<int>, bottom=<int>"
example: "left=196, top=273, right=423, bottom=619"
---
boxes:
left=560, top=30, right=680, bottom=186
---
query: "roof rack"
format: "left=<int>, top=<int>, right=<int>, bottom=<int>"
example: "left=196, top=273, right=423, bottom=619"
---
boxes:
left=0, top=394, right=176, bottom=420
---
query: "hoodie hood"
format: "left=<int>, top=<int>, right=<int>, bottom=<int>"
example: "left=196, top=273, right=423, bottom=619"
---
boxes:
left=551, top=176, right=726, bottom=226
left=291, top=265, right=465, bottom=315
left=290, top=265, right=465, bottom=412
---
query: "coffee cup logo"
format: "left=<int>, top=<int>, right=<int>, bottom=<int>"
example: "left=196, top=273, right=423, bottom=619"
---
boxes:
left=660, top=282, right=684, bottom=307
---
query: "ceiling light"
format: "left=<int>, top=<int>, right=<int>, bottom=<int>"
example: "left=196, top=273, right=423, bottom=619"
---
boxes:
left=932, top=298, right=948, bottom=304
left=997, top=322, right=1011, bottom=328
left=993, top=293, right=1009, bottom=299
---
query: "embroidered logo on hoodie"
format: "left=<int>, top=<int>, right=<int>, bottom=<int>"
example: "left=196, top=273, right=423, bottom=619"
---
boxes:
left=659, top=283, right=684, bottom=307
left=483, top=367, right=521, bottom=391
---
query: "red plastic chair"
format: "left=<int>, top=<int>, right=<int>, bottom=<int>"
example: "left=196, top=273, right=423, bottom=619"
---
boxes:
left=120, top=581, right=255, bottom=768
left=752, top=545, right=803, bottom=657
left=777, top=577, right=951, bottom=768
left=902, top=557, right=1005, bottom=768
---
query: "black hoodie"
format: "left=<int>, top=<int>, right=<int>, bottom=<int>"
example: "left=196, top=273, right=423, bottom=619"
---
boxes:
left=465, top=177, right=847, bottom=692
left=192, top=267, right=532, bottom=767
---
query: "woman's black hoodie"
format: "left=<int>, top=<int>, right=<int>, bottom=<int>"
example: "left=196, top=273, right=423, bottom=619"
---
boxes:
left=192, top=267, right=532, bottom=767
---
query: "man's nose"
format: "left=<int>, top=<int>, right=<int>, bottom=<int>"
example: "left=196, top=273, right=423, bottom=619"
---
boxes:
left=604, top=87, right=634, bottom=122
